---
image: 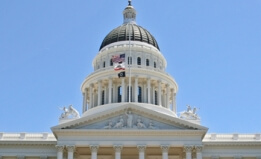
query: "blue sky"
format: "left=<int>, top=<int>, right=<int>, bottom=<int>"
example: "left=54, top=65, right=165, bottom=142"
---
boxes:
left=0, top=0, right=261, bottom=133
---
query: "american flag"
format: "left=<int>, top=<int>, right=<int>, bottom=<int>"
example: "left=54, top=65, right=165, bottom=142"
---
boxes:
left=112, top=54, right=125, bottom=63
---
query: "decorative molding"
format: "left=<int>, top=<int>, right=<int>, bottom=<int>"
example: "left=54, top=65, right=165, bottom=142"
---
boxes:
left=67, top=145, right=75, bottom=152
left=195, top=145, right=203, bottom=152
left=56, top=145, right=64, bottom=152
left=113, top=145, right=123, bottom=152
left=137, top=145, right=146, bottom=152
left=160, top=145, right=170, bottom=153
left=90, top=145, right=99, bottom=153
left=183, top=146, right=193, bottom=153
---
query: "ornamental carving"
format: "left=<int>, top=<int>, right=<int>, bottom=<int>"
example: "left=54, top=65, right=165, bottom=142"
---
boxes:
left=183, top=146, right=193, bottom=153
left=102, top=111, right=159, bottom=130
left=160, top=145, right=170, bottom=153
left=195, top=145, right=203, bottom=152
left=137, top=145, right=146, bottom=152
left=113, top=145, right=123, bottom=152
left=67, top=145, right=75, bottom=152
left=180, top=105, right=200, bottom=120
left=90, top=145, right=99, bottom=152
left=56, top=145, right=64, bottom=152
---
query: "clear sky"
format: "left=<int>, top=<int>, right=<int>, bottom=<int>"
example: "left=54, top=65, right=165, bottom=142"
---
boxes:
left=0, top=0, right=261, bottom=133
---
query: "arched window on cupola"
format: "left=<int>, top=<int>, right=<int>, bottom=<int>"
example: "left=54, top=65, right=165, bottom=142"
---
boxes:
left=138, top=86, right=142, bottom=103
left=128, top=57, right=132, bottom=65
left=155, top=91, right=158, bottom=105
left=102, top=90, right=105, bottom=105
left=127, top=86, right=133, bottom=102
left=103, top=61, right=106, bottom=68
left=154, top=62, right=156, bottom=68
left=137, top=57, right=141, bottom=65
left=110, top=59, right=113, bottom=66
left=118, top=86, right=122, bottom=103
left=146, top=59, right=149, bottom=66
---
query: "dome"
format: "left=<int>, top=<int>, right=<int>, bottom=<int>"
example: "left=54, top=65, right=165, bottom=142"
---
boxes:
left=99, top=24, right=160, bottom=51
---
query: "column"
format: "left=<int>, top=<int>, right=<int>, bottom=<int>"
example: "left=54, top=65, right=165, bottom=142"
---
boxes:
left=114, top=145, right=123, bottom=159
left=152, top=85, right=155, bottom=104
left=143, top=81, right=146, bottom=103
left=184, top=146, right=193, bottom=159
left=137, top=145, right=146, bottom=159
left=109, top=77, right=112, bottom=104
left=56, top=145, right=64, bottom=159
left=160, top=145, right=169, bottom=159
left=172, top=89, right=176, bottom=112
left=105, top=85, right=108, bottom=104
left=158, top=80, right=162, bottom=106
left=135, top=76, right=138, bottom=102
left=98, top=80, right=102, bottom=106
left=147, top=77, right=151, bottom=104
left=195, top=146, right=203, bottom=159
left=166, top=84, right=170, bottom=109
left=89, top=84, right=93, bottom=108
left=67, top=145, right=75, bottom=159
left=121, top=78, right=125, bottom=102
left=113, top=82, right=116, bottom=103
left=90, top=145, right=99, bottom=159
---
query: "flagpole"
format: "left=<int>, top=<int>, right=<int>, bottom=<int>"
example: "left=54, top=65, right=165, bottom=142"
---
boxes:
left=128, top=23, right=131, bottom=103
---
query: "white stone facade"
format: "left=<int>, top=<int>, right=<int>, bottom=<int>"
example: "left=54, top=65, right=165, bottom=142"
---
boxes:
left=0, top=2, right=260, bottom=159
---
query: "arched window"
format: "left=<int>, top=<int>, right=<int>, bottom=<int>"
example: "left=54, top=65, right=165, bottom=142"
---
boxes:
left=128, top=57, right=132, bottom=65
left=118, top=86, right=122, bottom=103
left=146, top=59, right=149, bottom=66
left=102, top=90, right=105, bottom=105
left=154, top=62, right=156, bottom=68
left=127, top=86, right=132, bottom=102
left=155, top=91, right=158, bottom=105
left=110, top=59, right=113, bottom=66
left=137, top=57, right=141, bottom=65
left=103, top=61, right=106, bottom=68
left=138, top=86, right=142, bottom=103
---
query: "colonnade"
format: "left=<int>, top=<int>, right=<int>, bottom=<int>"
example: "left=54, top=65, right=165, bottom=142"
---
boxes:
left=55, top=145, right=203, bottom=159
left=82, top=76, right=177, bottom=113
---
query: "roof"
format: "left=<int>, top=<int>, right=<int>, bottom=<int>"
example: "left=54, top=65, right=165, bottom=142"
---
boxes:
left=99, top=24, right=160, bottom=51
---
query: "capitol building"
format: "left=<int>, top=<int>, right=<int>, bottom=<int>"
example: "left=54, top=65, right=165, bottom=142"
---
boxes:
left=0, top=1, right=260, bottom=159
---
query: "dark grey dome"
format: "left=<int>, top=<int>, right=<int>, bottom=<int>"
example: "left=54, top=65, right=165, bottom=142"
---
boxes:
left=99, top=24, right=160, bottom=51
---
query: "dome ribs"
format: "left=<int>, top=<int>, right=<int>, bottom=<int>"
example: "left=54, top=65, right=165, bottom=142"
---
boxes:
left=99, top=24, right=160, bottom=51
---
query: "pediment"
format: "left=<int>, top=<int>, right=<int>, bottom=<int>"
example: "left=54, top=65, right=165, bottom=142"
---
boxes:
left=52, top=103, right=208, bottom=132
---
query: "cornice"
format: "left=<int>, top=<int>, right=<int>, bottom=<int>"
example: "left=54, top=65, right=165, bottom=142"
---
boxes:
left=52, top=129, right=206, bottom=137
left=203, top=141, right=261, bottom=146
left=0, top=140, right=57, bottom=146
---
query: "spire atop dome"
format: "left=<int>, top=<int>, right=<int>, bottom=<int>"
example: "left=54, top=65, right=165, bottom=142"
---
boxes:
left=123, top=0, right=136, bottom=24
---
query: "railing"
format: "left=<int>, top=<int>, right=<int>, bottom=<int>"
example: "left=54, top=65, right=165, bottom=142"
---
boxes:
left=0, top=132, right=56, bottom=141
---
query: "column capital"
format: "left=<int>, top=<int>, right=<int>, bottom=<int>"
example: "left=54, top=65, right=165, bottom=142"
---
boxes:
left=90, top=145, right=99, bottom=153
left=166, top=84, right=170, bottom=87
left=158, top=80, right=162, bottom=83
left=147, top=76, right=151, bottom=80
left=137, top=145, right=146, bottom=152
left=195, top=145, right=203, bottom=152
left=66, top=145, right=75, bottom=152
left=234, top=156, right=242, bottom=159
left=113, top=145, right=123, bottom=152
left=183, top=145, right=193, bottom=152
left=56, top=145, right=64, bottom=152
left=160, top=145, right=170, bottom=153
